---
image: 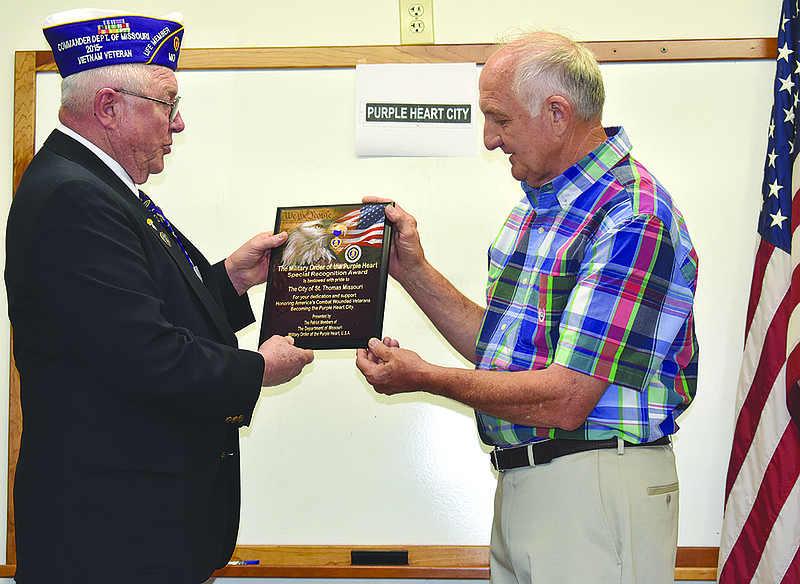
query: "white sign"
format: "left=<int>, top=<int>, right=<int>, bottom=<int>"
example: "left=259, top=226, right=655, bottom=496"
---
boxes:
left=355, top=62, right=478, bottom=157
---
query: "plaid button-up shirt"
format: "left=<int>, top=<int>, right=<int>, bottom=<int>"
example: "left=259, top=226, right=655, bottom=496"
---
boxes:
left=475, top=127, right=699, bottom=447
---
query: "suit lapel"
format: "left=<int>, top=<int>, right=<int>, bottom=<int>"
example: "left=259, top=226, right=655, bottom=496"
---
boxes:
left=127, top=188, right=238, bottom=345
left=44, top=130, right=237, bottom=344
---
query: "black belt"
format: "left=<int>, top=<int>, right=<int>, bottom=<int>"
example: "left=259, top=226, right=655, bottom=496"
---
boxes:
left=490, top=436, right=671, bottom=472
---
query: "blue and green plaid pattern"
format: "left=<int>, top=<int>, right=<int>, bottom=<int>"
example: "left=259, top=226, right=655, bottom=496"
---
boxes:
left=475, top=127, right=699, bottom=447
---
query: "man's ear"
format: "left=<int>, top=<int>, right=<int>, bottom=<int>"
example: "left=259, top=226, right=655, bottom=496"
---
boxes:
left=93, top=88, right=119, bottom=128
left=546, top=96, right=571, bottom=136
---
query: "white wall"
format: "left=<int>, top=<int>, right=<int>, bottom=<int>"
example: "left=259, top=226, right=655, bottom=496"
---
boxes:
left=1, top=1, right=782, bottom=583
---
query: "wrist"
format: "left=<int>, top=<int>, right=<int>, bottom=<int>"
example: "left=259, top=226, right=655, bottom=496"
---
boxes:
left=224, top=258, right=248, bottom=296
left=397, top=258, right=433, bottom=296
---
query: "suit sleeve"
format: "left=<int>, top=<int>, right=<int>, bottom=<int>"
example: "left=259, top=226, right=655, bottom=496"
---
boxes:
left=208, top=259, right=258, bottom=333
left=25, top=180, right=264, bottom=424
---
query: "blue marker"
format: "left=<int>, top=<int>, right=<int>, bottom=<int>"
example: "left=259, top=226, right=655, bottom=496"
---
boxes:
left=228, top=560, right=260, bottom=565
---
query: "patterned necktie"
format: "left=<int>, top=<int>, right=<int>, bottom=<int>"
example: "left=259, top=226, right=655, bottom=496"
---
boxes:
left=138, top=190, right=201, bottom=279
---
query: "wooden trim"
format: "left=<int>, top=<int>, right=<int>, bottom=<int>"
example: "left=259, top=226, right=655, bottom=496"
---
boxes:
left=0, top=545, right=722, bottom=581
left=675, top=546, right=721, bottom=581
left=9, top=39, right=766, bottom=577
left=208, top=545, right=720, bottom=580
left=216, top=545, right=490, bottom=579
left=587, top=37, right=776, bottom=62
left=0, top=546, right=723, bottom=580
left=12, top=51, right=36, bottom=192
left=0, top=546, right=721, bottom=580
left=27, top=38, right=776, bottom=73
left=8, top=49, right=36, bottom=568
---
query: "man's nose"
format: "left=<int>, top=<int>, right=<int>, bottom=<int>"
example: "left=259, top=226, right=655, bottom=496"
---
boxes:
left=483, top=124, right=502, bottom=151
left=171, top=111, right=185, bottom=132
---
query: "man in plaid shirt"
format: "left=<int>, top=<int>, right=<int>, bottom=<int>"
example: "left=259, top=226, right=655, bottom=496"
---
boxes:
left=356, top=31, right=698, bottom=584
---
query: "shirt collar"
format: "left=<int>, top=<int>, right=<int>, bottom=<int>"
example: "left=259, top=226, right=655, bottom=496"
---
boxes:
left=522, top=126, right=632, bottom=211
left=57, top=124, right=139, bottom=196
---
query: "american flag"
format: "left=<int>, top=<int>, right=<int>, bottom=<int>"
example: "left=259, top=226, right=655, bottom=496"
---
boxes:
left=717, top=1, right=800, bottom=582
left=337, top=204, right=386, bottom=247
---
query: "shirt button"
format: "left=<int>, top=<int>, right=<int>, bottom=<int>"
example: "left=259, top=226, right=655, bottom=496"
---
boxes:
left=538, top=227, right=545, bottom=234
left=500, top=324, right=507, bottom=331
left=522, top=278, right=528, bottom=285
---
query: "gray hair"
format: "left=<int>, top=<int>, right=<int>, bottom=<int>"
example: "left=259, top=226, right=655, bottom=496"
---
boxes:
left=500, top=31, right=605, bottom=122
left=59, top=63, right=161, bottom=116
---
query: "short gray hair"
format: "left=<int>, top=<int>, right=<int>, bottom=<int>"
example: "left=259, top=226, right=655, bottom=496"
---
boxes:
left=501, top=31, right=605, bottom=122
left=60, top=63, right=161, bottom=116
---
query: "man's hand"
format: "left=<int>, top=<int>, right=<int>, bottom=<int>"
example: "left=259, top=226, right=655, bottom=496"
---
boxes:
left=355, top=337, right=429, bottom=395
left=258, top=334, right=314, bottom=386
left=225, top=231, right=288, bottom=296
left=362, top=196, right=426, bottom=287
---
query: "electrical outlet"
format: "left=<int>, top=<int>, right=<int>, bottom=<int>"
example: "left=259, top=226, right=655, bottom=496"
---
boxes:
left=399, top=0, right=434, bottom=45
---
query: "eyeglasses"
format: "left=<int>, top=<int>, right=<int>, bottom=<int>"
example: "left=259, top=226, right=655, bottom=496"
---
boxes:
left=115, top=89, right=181, bottom=122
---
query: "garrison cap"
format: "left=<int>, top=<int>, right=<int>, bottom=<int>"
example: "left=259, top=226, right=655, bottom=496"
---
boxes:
left=43, top=8, right=184, bottom=78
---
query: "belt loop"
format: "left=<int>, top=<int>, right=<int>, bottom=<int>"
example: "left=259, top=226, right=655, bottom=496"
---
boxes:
left=617, top=437, right=624, bottom=455
left=526, top=442, right=536, bottom=467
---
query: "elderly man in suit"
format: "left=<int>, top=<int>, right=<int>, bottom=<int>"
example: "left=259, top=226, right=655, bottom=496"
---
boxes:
left=5, top=9, right=313, bottom=583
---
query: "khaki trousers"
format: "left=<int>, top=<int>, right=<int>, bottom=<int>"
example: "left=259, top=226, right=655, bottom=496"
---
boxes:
left=489, top=441, right=679, bottom=584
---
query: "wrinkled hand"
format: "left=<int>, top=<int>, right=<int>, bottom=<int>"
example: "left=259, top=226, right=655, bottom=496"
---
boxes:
left=258, top=334, right=314, bottom=386
left=355, top=337, right=427, bottom=395
left=361, top=196, right=426, bottom=285
left=225, top=231, right=288, bottom=296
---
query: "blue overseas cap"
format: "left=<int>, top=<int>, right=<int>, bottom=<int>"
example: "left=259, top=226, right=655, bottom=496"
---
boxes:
left=43, top=8, right=184, bottom=78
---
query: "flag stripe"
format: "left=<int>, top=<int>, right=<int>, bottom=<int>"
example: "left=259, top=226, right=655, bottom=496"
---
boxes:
left=722, top=422, right=800, bottom=583
left=344, top=224, right=384, bottom=247
left=721, top=361, right=791, bottom=578
left=787, top=177, right=800, bottom=419
left=725, top=244, right=790, bottom=497
left=744, top=238, right=777, bottom=337
left=781, top=543, right=800, bottom=584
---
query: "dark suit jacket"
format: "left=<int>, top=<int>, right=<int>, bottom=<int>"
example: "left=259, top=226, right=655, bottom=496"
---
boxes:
left=5, top=130, right=265, bottom=583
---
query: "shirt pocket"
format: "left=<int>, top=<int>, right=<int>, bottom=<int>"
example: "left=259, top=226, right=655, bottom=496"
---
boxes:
left=517, top=272, right=577, bottom=355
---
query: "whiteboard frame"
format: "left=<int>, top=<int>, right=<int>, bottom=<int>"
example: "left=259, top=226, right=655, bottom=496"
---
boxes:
left=8, top=39, right=776, bottom=579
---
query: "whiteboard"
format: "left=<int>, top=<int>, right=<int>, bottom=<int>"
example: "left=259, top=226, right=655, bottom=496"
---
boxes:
left=33, top=55, right=774, bottom=548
